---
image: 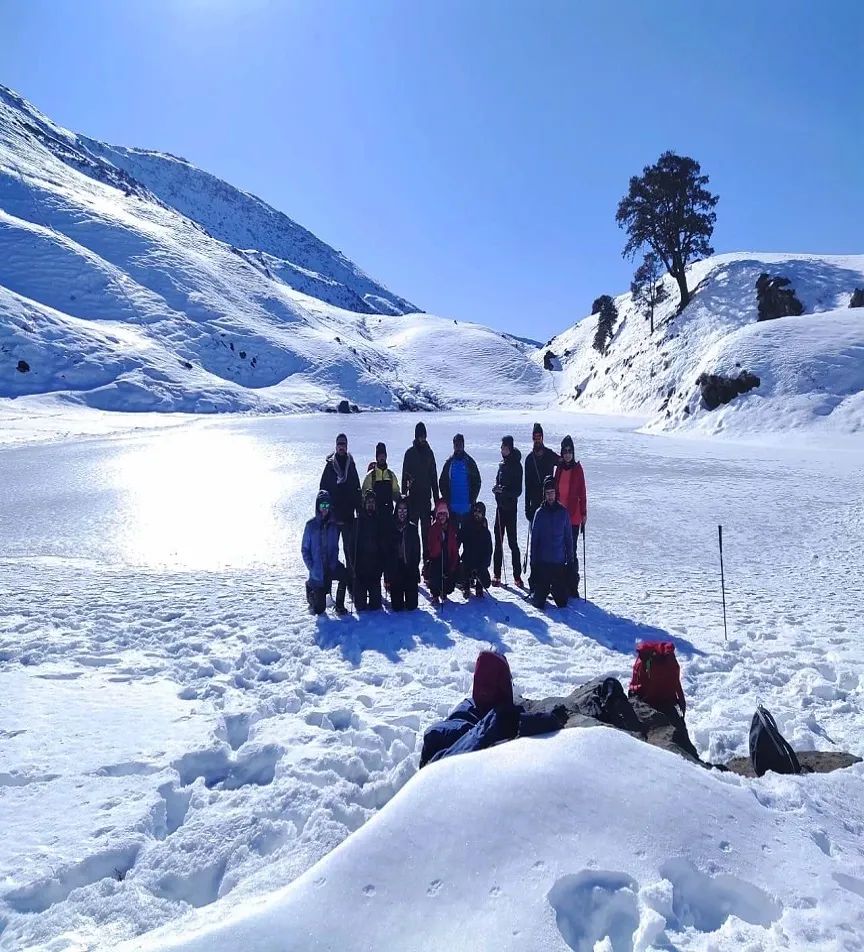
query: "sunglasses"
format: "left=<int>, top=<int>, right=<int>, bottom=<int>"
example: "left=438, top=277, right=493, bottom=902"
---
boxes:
left=562, top=448, right=573, bottom=454
left=319, top=501, right=331, bottom=509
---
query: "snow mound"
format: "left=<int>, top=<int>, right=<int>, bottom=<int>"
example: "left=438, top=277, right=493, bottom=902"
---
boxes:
left=131, top=728, right=864, bottom=952
left=0, top=84, right=551, bottom=414
left=548, top=253, right=864, bottom=436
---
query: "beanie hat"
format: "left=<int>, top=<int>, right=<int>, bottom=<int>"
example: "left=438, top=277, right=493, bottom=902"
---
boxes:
left=415, top=421, right=427, bottom=440
left=473, top=500, right=486, bottom=517
left=472, top=651, right=513, bottom=711
left=533, top=422, right=544, bottom=437
left=364, top=488, right=377, bottom=504
left=543, top=475, right=556, bottom=493
left=502, top=435, right=514, bottom=450
left=375, top=441, right=387, bottom=457
left=561, top=434, right=574, bottom=453
left=453, top=433, right=465, bottom=446
left=336, top=433, right=348, bottom=445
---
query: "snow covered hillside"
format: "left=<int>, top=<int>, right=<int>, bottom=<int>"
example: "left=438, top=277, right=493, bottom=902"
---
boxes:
left=0, top=85, right=551, bottom=414
left=546, top=253, right=864, bottom=436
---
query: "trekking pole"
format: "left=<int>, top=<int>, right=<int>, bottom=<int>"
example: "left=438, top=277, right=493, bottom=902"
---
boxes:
left=582, top=526, right=587, bottom=601
left=523, top=522, right=532, bottom=576
left=718, top=525, right=728, bottom=642
left=497, top=510, right=508, bottom=586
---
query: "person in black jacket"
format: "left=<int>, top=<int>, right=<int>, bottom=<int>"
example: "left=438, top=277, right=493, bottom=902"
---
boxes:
left=319, top=433, right=362, bottom=607
left=389, top=495, right=421, bottom=611
left=459, top=501, right=493, bottom=598
left=524, top=422, right=559, bottom=591
left=353, top=490, right=388, bottom=611
left=492, top=435, right=523, bottom=588
left=401, top=421, right=439, bottom=566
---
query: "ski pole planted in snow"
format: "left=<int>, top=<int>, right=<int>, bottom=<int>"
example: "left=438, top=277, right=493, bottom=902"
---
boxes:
left=718, top=524, right=728, bottom=642
left=582, top=526, right=587, bottom=601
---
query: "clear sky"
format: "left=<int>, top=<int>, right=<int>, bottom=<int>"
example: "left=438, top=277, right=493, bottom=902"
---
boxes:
left=3, top=0, right=862, bottom=339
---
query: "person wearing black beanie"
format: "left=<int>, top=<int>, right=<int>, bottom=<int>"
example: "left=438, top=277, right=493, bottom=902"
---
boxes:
left=555, top=435, right=587, bottom=598
left=492, top=435, right=523, bottom=587
left=401, top=421, right=439, bottom=569
left=362, top=440, right=400, bottom=519
left=524, top=424, right=559, bottom=591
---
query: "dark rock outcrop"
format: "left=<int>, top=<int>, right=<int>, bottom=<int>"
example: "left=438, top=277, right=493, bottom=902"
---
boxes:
left=850, top=288, right=864, bottom=308
left=520, top=677, right=701, bottom=766
left=724, top=750, right=861, bottom=778
left=337, top=399, right=351, bottom=414
left=697, top=371, right=760, bottom=411
left=755, top=273, right=805, bottom=321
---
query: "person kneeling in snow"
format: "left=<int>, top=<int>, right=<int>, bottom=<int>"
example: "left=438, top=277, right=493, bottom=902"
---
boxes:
left=530, top=476, right=574, bottom=609
left=427, top=499, right=460, bottom=605
left=458, top=500, right=493, bottom=598
left=354, top=489, right=388, bottom=611
left=301, top=490, right=350, bottom=616
left=419, top=651, right=564, bottom=767
left=389, top=495, right=421, bottom=611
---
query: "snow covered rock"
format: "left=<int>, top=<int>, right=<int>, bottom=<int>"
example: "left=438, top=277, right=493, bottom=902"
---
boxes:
left=547, top=252, right=864, bottom=436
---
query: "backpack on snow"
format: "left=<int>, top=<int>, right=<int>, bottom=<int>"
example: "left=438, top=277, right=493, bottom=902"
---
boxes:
left=629, top=641, right=685, bottom=712
left=749, top=705, right=802, bottom=777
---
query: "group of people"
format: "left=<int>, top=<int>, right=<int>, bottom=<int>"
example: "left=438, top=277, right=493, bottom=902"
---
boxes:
left=301, top=421, right=588, bottom=614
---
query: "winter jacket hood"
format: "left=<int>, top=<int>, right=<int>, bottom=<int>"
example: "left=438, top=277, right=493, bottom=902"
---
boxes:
left=472, top=651, right=513, bottom=711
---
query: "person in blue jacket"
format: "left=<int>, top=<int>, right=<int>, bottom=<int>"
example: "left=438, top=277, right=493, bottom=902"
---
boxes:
left=439, top=433, right=481, bottom=533
left=301, top=490, right=350, bottom=616
left=419, top=651, right=565, bottom=768
left=529, top=475, right=574, bottom=609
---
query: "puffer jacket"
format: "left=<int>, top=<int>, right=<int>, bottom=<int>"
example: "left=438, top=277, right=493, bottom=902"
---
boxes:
left=459, top=516, right=493, bottom=571
left=555, top=460, right=587, bottom=527
left=530, top=500, right=574, bottom=565
left=493, top=447, right=523, bottom=511
left=301, top=511, right=341, bottom=586
left=362, top=463, right=400, bottom=516
left=392, top=519, right=422, bottom=580
left=427, top=501, right=460, bottom=574
left=401, top=441, right=439, bottom=517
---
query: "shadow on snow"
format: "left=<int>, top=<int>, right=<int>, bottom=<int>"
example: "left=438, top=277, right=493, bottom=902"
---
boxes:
left=567, top=599, right=704, bottom=658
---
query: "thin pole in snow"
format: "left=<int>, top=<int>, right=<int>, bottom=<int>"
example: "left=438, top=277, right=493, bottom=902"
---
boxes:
left=582, top=526, right=587, bottom=601
left=718, top=524, right=728, bottom=642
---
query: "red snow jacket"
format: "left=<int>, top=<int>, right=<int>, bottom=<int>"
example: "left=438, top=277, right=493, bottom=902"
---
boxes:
left=555, top=461, right=587, bottom=527
left=427, top=500, right=460, bottom=574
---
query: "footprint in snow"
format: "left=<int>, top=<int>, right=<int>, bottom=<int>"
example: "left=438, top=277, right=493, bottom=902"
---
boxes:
left=363, top=884, right=376, bottom=897
left=426, top=879, right=443, bottom=897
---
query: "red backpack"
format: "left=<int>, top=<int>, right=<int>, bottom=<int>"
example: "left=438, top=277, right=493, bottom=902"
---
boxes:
left=629, top=641, right=686, bottom=712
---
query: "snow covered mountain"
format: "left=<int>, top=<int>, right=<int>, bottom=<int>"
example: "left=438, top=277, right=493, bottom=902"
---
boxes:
left=0, top=85, right=551, bottom=414
left=544, top=252, right=864, bottom=436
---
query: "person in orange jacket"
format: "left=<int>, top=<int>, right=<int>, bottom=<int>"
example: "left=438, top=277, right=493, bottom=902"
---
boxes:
left=554, top=435, right=587, bottom=597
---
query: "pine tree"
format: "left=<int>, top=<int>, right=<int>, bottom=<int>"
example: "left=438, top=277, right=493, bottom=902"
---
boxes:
left=616, top=152, right=719, bottom=309
left=591, top=295, right=618, bottom=354
left=630, top=252, right=668, bottom=334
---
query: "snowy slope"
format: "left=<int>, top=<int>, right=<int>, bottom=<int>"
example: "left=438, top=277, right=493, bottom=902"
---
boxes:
left=0, top=85, right=551, bottom=414
left=134, top=729, right=864, bottom=952
left=547, top=253, right=864, bottom=436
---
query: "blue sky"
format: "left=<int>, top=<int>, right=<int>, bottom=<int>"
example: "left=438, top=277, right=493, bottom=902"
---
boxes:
left=4, top=0, right=862, bottom=339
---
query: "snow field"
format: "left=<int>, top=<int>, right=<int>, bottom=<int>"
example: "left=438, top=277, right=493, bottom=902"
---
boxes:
left=0, top=411, right=862, bottom=950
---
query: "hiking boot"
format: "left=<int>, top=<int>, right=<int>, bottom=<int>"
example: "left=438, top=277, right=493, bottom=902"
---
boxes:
left=431, top=595, right=440, bottom=606
left=492, top=577, right=501, bottom=587
left=474, top=583, right=484, bottom=598
left=334, top=603, right=348, bottom=616
left=461, top=585, right=471, bottom=599
left=514, top=577, right=525, bottom=590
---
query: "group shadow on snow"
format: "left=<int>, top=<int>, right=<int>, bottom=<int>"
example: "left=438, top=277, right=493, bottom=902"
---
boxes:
left=313, top=585, right=703, bottom=665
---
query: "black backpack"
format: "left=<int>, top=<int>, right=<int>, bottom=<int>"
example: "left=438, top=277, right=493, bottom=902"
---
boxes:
left=749, top=705, right=802, bottom=777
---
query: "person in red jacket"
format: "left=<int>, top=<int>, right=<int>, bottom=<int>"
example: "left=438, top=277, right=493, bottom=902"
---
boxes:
left=427, top=499, right=460, bottom=605
left=554, top=435, right=587, bottom=597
